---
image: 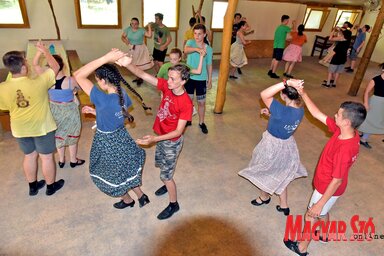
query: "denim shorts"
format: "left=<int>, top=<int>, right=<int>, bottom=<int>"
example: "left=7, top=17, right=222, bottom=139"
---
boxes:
left=16, top=130, right=56, bottom=155
left=185, top=79, right=207, bottom=101
left=155, top=136, right=184, bottom=181
left=349, top=48, right=358, bottom=60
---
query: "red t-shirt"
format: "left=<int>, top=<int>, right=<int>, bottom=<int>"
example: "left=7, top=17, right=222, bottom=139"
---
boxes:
left=313, top=117, right=360, bottom=196
left=153, top=78, right=193, bottom=141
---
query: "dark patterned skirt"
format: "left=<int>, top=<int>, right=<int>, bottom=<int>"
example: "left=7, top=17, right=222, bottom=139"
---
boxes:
left=89, top=127, right=145, bottom=197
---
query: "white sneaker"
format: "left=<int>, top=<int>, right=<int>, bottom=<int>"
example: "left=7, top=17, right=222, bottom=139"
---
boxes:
left=192, top=106, right=197, bottom=116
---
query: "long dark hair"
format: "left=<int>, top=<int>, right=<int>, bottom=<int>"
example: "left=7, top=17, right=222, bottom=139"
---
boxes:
left=298, top=24, right=305, bottom=36
left=282, top=85, right=302, bottom=106
left=95, top=64, right=151, bottom=122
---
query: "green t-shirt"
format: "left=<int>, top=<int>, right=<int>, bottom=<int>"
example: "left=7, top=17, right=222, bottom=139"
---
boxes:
left=153, top=24, right=170, bottom=50
left=273, top=24, right=291, bottom=49
left=157, top=62, right=191, bottom=80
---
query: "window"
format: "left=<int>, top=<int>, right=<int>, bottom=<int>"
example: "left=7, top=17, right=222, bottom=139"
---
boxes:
left=334, top=10, right=361, bottom=28
left=303, top=7, right=330, bottom=31
left=211, top=1, right=228, bottom=30
left=0, top=0, right=29, bottom=28
left=142, top=0, right=178, bottom=29
left=74, top=0, right=121, bottom=29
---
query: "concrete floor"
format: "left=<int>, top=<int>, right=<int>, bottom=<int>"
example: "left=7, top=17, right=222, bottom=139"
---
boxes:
left=0, top=57, right=383, bottom=256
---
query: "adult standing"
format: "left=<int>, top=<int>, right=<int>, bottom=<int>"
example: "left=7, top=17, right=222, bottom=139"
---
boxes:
left=152, top=13, right=172, bottom=73
left=0, top=43, right=65, bottom=196
left=359, top=63, right=384, bottom=149
left=121, top=17, right=154, bottom=86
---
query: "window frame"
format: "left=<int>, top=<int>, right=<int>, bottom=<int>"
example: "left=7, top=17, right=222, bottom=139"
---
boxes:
left=333, top=9, right=360, bottom=28
left=0, top=0, right=30, bottom=28
left=303, top=7, right=330, bottom=32
left=141, top=0, right=179, bottom=31
left=210, top=0, right=228, bottom=32
left=74, top=0, right=122, bottom=29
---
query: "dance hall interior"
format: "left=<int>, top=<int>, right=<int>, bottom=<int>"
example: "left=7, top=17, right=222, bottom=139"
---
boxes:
left=0, top=0, right=383, bottom=255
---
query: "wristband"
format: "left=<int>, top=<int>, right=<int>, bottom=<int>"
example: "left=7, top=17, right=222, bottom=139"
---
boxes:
left=283, top=79, right=288, bottom=88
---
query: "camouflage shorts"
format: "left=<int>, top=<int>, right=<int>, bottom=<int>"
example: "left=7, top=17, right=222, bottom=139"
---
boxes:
left=155, top=136, right=184, bottom=181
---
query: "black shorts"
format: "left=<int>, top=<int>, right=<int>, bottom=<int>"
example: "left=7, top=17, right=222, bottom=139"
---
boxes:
left=153, top=47, right=167, bottom=62
left=185, top=79, right=206, bottom=101
left=273, top=48, right=284, bottom=61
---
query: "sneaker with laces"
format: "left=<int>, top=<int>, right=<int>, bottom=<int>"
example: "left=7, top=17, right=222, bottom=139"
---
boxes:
left=199, top=123, right=208, bottom=134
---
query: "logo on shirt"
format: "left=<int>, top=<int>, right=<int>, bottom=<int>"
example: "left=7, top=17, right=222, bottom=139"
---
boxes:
left=284, top=120, right=300, bottom=134
left=157, top=96, right=176, bottom=122
left=16, top=89, right=29, bottom=108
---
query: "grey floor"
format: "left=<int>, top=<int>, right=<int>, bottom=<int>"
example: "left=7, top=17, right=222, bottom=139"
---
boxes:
left=0, top=57, right=383, bottom=256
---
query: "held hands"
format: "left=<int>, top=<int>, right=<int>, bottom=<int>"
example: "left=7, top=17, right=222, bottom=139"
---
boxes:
left=115, top=55, right=133, bottom=67
left=307, top=202, right=323, bottom=219
left=35, top=41, right=48, bottom=54
left=103, top=48, right=128, bottom=63
left=136, top=135, right=156, bottom=145
left=287, top=79, right=304, bottom=94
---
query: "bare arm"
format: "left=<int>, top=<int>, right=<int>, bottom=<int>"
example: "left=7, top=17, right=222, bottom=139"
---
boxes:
left=136, top=119, right=187, bottom=145
left=260, top=82, right=285, bottom=108
left=184, top=44, right=205, bottom=54
left=160, top=34, right=172, bottom=51
left=32, top=50, right=45, bottom=75
left=35, top=42, right=59, bottom=76
left=116, top=56, right=158, bottom=87
left=121, top=32, right=130, bottom=45
left=144, top=24, right=152, bottom=38
left=307, top=178, right=342, bottom=218
left=207, top=64, right=212, bottom=90
left=74, top=49, right=127, bottom=96
left=299, top=89, right=328, bottom=125
left=190, top=52, right=205, bottom=75
left=237, top=31, right=250, bottom=45
left=363, top=80, right=375, bottom=110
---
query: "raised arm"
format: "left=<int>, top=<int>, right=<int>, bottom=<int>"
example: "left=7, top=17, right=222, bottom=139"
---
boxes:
left=74, top=49, right=126, bottom=96
left=190, top=51, right=205, bottom=75
left=32, top=50, right=45, bottom=75
left=237, top=31, right=250, bottom=45
left=35, top=42, right=59, bottom=76
left=261, top=79, right=304, bottom=109
left=116, top=56, right=158, bottom=87
left=297, top=87, right=328, bottom=125
left=144, top=24, right=152, bottom=38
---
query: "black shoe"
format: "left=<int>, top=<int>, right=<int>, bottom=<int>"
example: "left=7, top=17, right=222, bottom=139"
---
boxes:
left=276, top=205, right=290, bottom=216
left=229, top=75, right=238, bottom=79
left=237, top=68, right=242, bottom=75
left=186, top=121, right=192, bottom=127
left=46, top=179, right=65, bottom=196
left=132, top=78, right=139, bottom=83
left=360, top=140, right=372, bottom=149
left=267, top=70, right=272, bottom=76
left=58, top=161, right=65, bottom=168
left=284, top=239, right=308, bottom=256
left=251, top=196, right=271, bottom=206
left=346, top=68, right=354, bottom=73
left=199, top=123, right=208, bottom=134
left=138, top=194, right=150, bottom=208
left=29, top=180, right=46, bottom=196
left=323, top=79, right=334, bottom=84
left=70, top=159, right=85, bottom=168
left=284, top=73, right=294, bottom=78
left=157, top=202, right=180, bottom=220
left=155, top=185, right=168, bottom=196
left=270, top=73, right=280, bottom=79
left=136, top=78, right=144, bottom=86
left=113, top=199, right=135, bottom=209
left=322, top=82, right=331, bottom=88
left=314, top=230, right=329, bottom=243
left=344, top=66, right=351, bottom=70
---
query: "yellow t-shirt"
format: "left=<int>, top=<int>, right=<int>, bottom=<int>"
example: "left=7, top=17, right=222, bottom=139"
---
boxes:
left=184, top=29, right=194, bottom=41
left=0, top=69, right=57, bottom=138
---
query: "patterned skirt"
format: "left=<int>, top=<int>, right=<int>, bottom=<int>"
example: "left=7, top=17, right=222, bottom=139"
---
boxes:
left=50, top=101, right=81, bottom=148
left=238, top=131, right=307, bottom=195
left=283, top=44, right=303, bottom=62
left=230, top=42, right=248, bottom=68
left=130, top=44, right=154, bottom=70
left=89, top=127, right=146, bottom=197
left=358, top=95, right=384, bottom=134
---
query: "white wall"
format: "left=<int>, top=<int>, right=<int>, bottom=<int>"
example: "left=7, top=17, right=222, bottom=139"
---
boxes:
left=359, top=9, right=384, bottom=63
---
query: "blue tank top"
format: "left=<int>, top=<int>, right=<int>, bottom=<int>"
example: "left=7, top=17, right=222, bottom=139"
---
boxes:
left=48, top=76, right=74, bottom=102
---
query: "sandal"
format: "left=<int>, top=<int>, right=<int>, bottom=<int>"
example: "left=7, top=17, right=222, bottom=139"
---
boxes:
left=70, top=158, right=85, bottom=168
left=251, top=196, right=271, bottom=206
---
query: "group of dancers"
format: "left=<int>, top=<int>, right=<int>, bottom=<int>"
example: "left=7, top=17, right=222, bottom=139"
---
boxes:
left=0, top=11, right=383, bottom=256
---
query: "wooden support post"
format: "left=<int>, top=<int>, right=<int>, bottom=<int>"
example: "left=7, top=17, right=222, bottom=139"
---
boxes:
left=348, top=7, right=384, bottom=96
left=214, top=0, right=238, bottom=114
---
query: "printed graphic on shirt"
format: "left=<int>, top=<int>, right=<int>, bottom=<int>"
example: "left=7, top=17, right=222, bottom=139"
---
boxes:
left=16, top=89, right=30, bottom=108
left=157, top=96, right=177, bottom=122
left=284, top=120, right=300, bottom=133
